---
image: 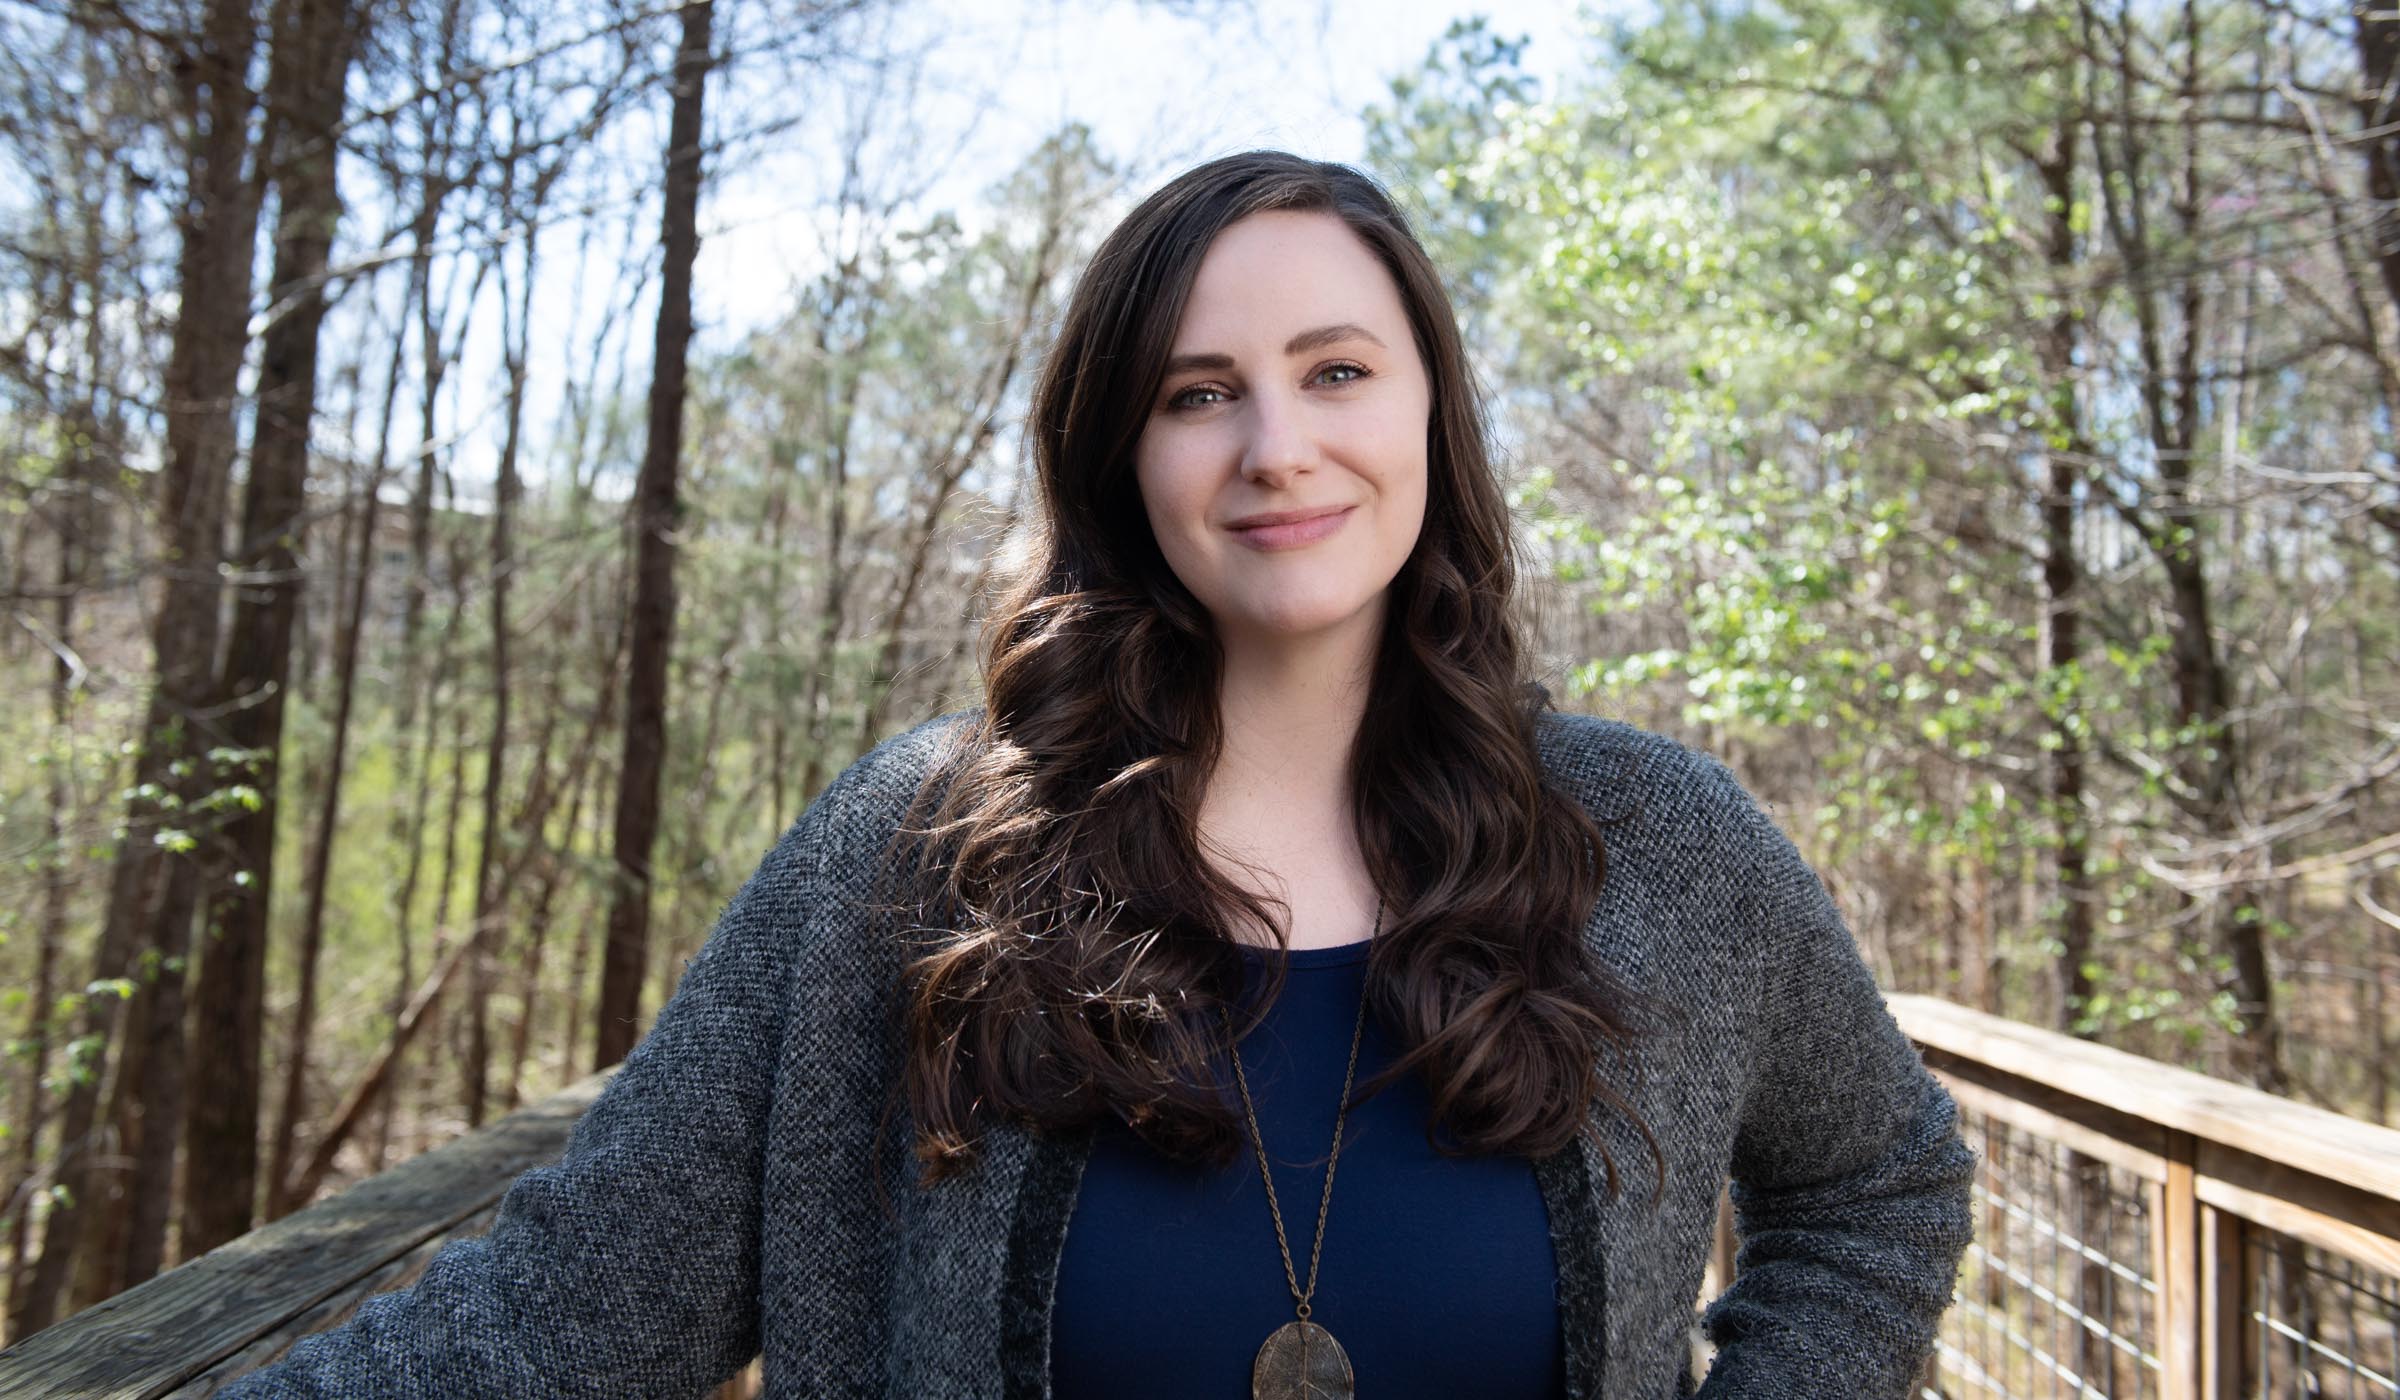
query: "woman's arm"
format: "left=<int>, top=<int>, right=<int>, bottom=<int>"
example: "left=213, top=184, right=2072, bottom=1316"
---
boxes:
left=219, top=767, right=863, bottom=1398
left=1694, top=765, right=1978, bottom=1398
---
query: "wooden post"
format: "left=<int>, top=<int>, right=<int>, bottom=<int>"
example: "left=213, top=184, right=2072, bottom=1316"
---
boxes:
left=2153, top=1129, right=2202, bottom=1399
left=2198, top=1202, right=2253, bottom=1398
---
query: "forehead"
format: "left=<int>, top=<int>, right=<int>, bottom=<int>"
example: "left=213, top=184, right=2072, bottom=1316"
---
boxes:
left=1172, top=210, right=1410, bottom=348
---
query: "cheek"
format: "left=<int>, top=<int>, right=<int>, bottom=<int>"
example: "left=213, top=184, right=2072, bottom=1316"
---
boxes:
left=1387, top=481, right=1429, bottom=566
left=1394, top=471, right=1428, bottom=537
left=1376, top=426, right=1431, bottom=537
left=1133, top=449, right=1209, bottom=565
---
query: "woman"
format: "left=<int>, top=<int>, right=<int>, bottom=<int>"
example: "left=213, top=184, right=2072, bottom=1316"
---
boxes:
left=227, top=151, right=1974, bottom=1400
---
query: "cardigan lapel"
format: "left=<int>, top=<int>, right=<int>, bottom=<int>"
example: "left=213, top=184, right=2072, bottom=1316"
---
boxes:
left=1534, top=1130, right=1613, bottom=1400
left=997, top=1120, right=1095, bottom=1399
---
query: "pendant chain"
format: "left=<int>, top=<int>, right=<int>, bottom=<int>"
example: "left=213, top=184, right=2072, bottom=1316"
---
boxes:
left=1219, top=895, right=1383, bottom=1323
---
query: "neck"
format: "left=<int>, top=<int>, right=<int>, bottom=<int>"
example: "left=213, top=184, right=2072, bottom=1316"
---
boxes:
left=1206, top=601, right=1382, bottom=811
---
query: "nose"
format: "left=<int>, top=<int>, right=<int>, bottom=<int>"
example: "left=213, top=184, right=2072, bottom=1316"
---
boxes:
left=1239, top=382, right=1317, bottom=486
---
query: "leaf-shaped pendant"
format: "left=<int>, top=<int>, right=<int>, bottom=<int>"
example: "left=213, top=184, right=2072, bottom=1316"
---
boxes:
left=1251, top=1319, right=1356, bottom=1400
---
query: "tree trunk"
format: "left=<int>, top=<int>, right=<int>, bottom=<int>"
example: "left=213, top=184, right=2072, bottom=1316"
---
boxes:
left=2035, top=134, right=2098, bottom=1036
left=2355, top=2, right=2400, bottom=317
left=180, top=0, right=361, bottom=1263
left=355, top=278, right=418, bottom=1181
left=3, top=39, right=119, bottom=1331
left=796, top=321, right=865, bottom=804
left=465, top=203, right=536, bottom=1128
left=396, top=0, right=466, bottom=655
left=2086, top=0, right=2285, bottom=1092
left=6, top=367, right=99, bottom=1348
left=596, top=0, right=714, bottom=1069
left=15, top=0, right=263, bottom=1333
left=366, top=0, right=474, bottom=1172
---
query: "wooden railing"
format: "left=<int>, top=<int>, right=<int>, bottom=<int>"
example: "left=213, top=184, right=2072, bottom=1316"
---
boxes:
left=1883, top=994, right=2400, bottom=1399
left=0, top=1077, right=609, bottom=1399
left=3, top=996, right=2396, bottom=1398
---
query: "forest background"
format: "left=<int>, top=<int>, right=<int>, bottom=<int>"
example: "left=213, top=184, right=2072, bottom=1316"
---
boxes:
left=1, top=0, right=2395, bottom=1341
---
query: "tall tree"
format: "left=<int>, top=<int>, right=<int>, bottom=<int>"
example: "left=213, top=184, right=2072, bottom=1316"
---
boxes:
left=2079, top=0, right=2284, bottom=1090
left=2032, top=118, right=2099, bottom=1036
left=464, top=147, right=540, bottom=1129
left=2352, top=0, right=2400, bottom=538
left=181, top=0, right=366, bottom=1260
left=595, top=0, right=715, bottom=1068
left=1, top=22, right=135, bottom=1338
left=18, top=0, right=265, bottom=1331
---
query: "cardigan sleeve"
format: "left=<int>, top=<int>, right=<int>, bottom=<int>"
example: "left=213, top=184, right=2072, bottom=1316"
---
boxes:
left=1693, top=768, right=1978, bottom=1399
left=217, top=767, right=863, bottom=1399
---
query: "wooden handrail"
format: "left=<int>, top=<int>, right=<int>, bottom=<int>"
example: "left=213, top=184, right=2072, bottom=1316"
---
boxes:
left=1893, top=994, right=2400, bottom=1275
left=0, top=1074, right=610, bottom=1399
left=1894, top=995, right=2400, bottom=1204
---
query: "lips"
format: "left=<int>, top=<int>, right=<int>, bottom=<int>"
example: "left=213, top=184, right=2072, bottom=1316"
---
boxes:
left=1226, top=505, right=1354, bottom=550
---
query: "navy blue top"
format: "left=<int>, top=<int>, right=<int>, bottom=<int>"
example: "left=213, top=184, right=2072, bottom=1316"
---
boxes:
left=1049, top=937, right=1566, bottom=1398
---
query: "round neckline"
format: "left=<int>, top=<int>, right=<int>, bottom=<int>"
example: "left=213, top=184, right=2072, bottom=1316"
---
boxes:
left=1230, top=937, right=1373, bottom=969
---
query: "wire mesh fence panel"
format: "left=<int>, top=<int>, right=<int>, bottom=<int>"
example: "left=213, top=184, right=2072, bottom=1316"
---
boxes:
left=2250, top=1223, right=2400, bottom=1399
left=1929, top=1106, right=2163, bottom=1399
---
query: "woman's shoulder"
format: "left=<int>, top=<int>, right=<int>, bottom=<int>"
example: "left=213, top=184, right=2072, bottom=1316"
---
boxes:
left=1533, top=709, right=1760, bottom=828
left=1536, top=708, right=1832, bottom=927
left=831, top=705, right=985, bottom=800
left=1533, top=709, right=1813, bottom=891
left=784, top=706, right=985, bottom=881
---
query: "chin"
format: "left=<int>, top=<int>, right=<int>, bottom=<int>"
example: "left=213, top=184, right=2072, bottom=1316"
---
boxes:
left=1215, top=591, right=1380, bottom=641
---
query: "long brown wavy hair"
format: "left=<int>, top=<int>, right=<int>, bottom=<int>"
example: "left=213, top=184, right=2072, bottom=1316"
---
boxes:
left=889, top=150, right=1663, bottom=1196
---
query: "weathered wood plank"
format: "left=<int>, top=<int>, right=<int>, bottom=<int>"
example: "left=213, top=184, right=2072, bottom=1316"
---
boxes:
left=0, top=1073, right=610, bottom=1400
left=2155, top=1131, right=2201, bottom=1400
left=2198, top=1203, right=2252, bottom=1400
left=1925, top=1050, right=2171, bottom=1181
left=2194, top=1138, right=2400, bottom=1278
left=163, top=1205, right=493, bottom=1396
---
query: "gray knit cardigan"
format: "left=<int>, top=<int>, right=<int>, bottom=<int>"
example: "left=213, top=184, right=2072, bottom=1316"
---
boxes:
left=223, top=706, right=1976, bottom=1399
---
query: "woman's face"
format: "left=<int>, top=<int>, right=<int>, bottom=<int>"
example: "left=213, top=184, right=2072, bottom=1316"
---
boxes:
left=1134, top=209, right=1431, bottom=653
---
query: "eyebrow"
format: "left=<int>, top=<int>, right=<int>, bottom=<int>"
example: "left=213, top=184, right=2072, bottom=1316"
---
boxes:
left=1161, top=322, right=1387, bottom=378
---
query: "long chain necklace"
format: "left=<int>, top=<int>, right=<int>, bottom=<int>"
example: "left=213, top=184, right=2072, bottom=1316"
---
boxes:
left=1219, top=894, right=1383, bottom=1400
